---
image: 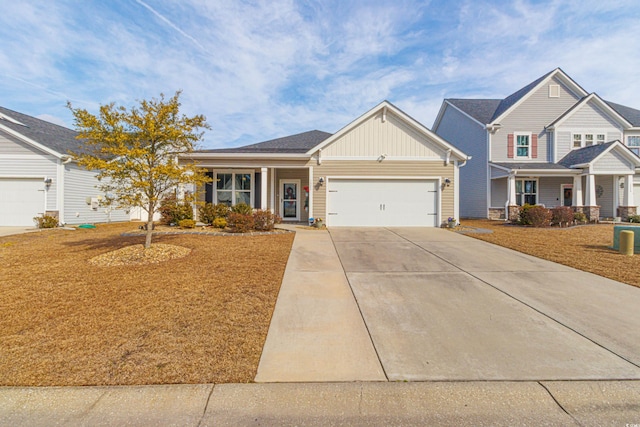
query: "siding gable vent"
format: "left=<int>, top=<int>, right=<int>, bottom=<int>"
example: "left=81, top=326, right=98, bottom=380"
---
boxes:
left=549, top=84, right=560, bottom=98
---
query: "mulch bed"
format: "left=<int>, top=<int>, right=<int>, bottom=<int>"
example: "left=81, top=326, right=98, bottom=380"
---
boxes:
left=460, top=219, right=640, bottom=288
left=0, top=222, right=294, bottom=386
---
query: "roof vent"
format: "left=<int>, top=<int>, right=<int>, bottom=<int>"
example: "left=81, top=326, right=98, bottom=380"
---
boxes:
left=549, top=84, right=560, bottom=98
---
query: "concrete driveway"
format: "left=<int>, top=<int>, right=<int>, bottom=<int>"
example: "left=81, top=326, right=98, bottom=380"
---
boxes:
left=257, top=227, right=640, bottom=382
left=0, top=226, right=38, bottom=237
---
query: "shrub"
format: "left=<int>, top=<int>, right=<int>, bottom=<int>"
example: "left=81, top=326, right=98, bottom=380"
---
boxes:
left=178, top=219, right=196, bottom=229
left=550, top=206, right=574, bottom=227
left=574, top=212, right=587, bottom=223
left=231, top=202, right=253, bottom=215
left=158, top=194, right=193, bottom=225
left=522, top=205, right=552, bottom=227
left=518, top=204, right=534, bottom=225
left=212, top=217, right=227, bottom=229
left=33, top=215, right=58, bottom=229
left=227, top=212, right=254, bottom=233
left=628, top=214, right=640, bottom=223
left=253, top=209, right=281, bottom=231
left=199, top=202, right=230, bottom=224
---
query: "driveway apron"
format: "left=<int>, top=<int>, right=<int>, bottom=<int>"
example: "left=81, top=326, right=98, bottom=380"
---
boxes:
left=331, top=227, right=640, bottom=381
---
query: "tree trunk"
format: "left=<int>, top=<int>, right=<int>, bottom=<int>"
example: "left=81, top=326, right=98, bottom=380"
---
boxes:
left=145, top=201, right=154, bottom=249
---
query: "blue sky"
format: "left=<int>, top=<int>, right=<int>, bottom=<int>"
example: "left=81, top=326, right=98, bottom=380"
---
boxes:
left=1, top=0, right=639, bottom=149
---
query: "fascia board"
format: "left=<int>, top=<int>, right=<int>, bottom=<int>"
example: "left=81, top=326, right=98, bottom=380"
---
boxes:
left=307, top=101, right=470, bottom=160
left=590, top=141, right=640, bottom=166
left=0, top=124, right=63, bottom=158
left=490, top=68, right=589, bottom=126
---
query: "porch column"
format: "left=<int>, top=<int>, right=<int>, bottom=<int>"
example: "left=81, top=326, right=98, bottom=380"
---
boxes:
left=308, top=166, right=314, bottom=219
left=623, top=174, right=635, bottom=207
left=260, top=167, right=268, bottom=210
left=572, top=175, right=583, bottom=206
left=270, top=168, right=276, bottom=213
left=507, top=174, right=517, bottom=205
left=585, top=174, right=596, bottom=206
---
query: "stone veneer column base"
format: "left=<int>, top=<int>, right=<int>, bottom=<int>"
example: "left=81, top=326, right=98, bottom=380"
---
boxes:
left=617, top=206, right=637, bottom=222
left=507, top=205, right=520, bottom=223
left=488, top=208, right=505, bottom=220
left=574, top=206, right=600, bottom=222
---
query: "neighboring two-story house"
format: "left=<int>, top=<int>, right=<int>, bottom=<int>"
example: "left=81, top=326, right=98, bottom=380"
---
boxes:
left=432, top=68, right=640, bottom=221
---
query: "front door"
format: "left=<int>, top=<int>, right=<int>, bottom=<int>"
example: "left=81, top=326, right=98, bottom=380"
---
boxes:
left=562, top=185, right=573, bottom=206
left=280, top=180, right=300, bottom=221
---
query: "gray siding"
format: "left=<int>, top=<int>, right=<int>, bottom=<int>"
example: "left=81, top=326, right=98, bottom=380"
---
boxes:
left=593, top=150, right=634, bottom=173
left=434, top=104, right=488, bottom=218
left=491, top=178, right=507, bottom=207
left=0, top=132, right=43, bottom=155
left=556, top=102, right=623, bottom=160
left=492, top=77, right=581, bottom=163
left=0, top=155, right=58, bottom=211
left=595, top=175, right=614, bottom=217
left=63, top=164, right=129, bottom=224
left=538, top=177, right=573, bottom=208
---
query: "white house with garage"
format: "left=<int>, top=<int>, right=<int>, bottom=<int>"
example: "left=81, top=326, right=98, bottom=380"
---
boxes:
left=0, top=106, right=129, bottom=226
left=182, top=101, right=469, bottom=227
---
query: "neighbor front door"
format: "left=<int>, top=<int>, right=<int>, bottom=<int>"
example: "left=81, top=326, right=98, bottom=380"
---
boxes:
left=280, top=180, right=300, bottom=221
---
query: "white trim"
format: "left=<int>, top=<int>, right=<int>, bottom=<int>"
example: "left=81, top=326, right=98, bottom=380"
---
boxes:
left=570, top=130, right=609, bottom=149
left=57, top=159, right=65, bottom=221
left=321, top=155, right=445, bottom=161
left=560, top=183, right=573, bottom=207
left=514, top=131, right=532, bottom=159
left=307, top=101, right=469, bottom=160
left=308, top=166, right=314, bottom=220
left=547, top=93, right=632, bottom=130
left=184, top=152, right=310, bottom=160
left=260, top=167, right=267, bottom=210
left=514, top=177, right=539, bottom=206
left=0, top=124, right=63, bottom=158
left=454, top=160, right=460, bottom=222
left=0, top=112, right=27, bottom=126
left=270, top=168, right=275, bottom=213
left=549, top=84, right=560, bottom=98
left=195, top=162, right=309, bottom=169
left=486, top=130, right=492, bottom=218
left=0, top=154, right=59, bottom=160
left=279, top=179, right=301, bottom=221
left=213, top=169, right=255, bottom=207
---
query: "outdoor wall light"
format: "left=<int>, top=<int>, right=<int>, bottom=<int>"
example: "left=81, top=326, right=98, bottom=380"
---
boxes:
left=444, top=178, right=451, bottom=186
left=318, top=177, right=325, bottom=185
left=44, top=177, right=53, bottom=185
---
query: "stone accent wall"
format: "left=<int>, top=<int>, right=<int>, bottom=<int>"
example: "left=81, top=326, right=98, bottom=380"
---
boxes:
left=507, top=205, right=520, bottom=222
left=617, top=206, right=638, bottom=222
left=574, top=206, right=600, bottom=222
left=488, top=208, right=505, bottom=220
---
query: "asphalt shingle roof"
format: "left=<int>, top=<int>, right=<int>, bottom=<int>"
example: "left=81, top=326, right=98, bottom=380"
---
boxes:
left=0, top=106, right=83, bottom=155
left=558, top=141, right=616, bottom=167
left=447, top=99, right=501, bottom=125
left=605, top=101, right=640, bottom=126
left=196, top=130, right=332, bottom=154
left=491, top=162, right=573, bottom=171
left=489, top=70, right=555, bottom=122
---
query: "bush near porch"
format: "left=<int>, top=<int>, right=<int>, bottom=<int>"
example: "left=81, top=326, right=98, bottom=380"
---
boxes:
left=461, top=219, right=640, bottom=288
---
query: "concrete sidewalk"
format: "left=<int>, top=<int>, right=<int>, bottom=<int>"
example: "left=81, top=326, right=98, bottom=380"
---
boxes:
left=2, top=381, right=640, bottom=426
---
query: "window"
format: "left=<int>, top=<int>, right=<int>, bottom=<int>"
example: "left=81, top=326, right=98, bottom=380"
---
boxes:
left=215, top=171, right=252, bottom=206
left=572, top=133, right=607, bottom=149
left=629, top=136, right=640, bottom=155
left=516, top=133, right=530, bottom=158
left=516, top=179, right=537, bottom=206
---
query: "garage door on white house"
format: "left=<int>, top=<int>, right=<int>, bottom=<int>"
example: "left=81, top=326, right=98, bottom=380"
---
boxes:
left=327, top=178, right=438, bottom=227
left=0, top=178, right=44, bottom=226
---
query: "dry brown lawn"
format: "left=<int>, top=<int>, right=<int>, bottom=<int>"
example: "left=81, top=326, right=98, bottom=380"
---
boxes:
left=0, top=223, right=294, bottom=386
left=461, top=219, right=640, bottom=288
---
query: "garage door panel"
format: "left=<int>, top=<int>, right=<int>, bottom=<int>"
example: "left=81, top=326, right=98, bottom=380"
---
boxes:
left=0, top=178, right=44, bottom=226
left=327, top=179, right=438, bottom=227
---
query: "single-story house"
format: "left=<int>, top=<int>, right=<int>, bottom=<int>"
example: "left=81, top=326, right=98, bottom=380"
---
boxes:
left=182, top=101, right=469, bottom=227
left=0, top=106, right=129, bottom=226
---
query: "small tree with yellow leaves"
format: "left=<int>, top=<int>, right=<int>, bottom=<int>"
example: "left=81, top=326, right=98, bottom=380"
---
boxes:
left=68, top=91, right=209, bottom=248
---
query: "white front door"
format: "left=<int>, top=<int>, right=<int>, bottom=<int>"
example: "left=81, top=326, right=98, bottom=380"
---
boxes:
left=280, top=180, right=300, bottom=221
left=327, top=178, right=439, bottom=226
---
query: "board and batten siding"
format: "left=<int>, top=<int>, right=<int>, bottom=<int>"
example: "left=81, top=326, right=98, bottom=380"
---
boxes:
left=492, top=77, right=581, bottom=163
left=0, top=155, right=58, bottom=211
left=322, top=109, right=443, bottom=158
left=310, top=160, right=455, bottom=224
left=434, top=103, right=488, bottom=218
left=555, top=102, right=624, bottom=160
left=63, top=164, right=129, bottom=224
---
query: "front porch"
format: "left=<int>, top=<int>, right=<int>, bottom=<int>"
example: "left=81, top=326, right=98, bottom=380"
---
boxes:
left=199, top=166, right=313, bottom=224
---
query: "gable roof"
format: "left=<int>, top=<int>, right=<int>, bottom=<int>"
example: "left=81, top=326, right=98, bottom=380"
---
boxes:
left=308, top=100, right=469, bottom=160
left=547, top=93, right=633, bottom=129
left=0, top=106, right=83, bottom=157
left=606, top=101, right=640, bottom=127
left=445, top=99, right=502, bottom=125
left=558, top=140, right=640, bottom=168
left=196, top=130, right=332, bottom=154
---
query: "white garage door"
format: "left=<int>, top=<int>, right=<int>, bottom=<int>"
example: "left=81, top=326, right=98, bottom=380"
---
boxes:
left=327, top=178, right=438, bottom=227
left=0, top=178, right=45, bottom=226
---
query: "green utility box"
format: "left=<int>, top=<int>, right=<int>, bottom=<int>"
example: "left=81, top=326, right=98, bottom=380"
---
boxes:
left=612, top=225, right=640, bottom=254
